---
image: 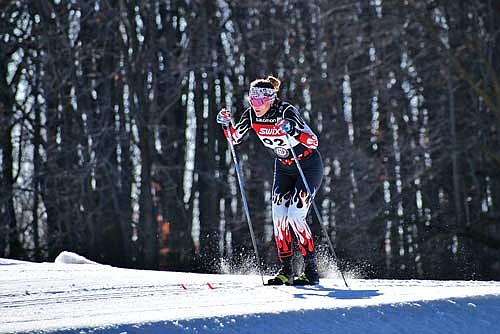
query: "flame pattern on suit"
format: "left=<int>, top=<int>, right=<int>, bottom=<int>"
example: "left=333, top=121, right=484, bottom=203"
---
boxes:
left=272, top=187, right=315, bottom=258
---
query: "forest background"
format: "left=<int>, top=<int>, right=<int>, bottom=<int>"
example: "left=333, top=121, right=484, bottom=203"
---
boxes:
left=1, top=0, right=499, bottom=280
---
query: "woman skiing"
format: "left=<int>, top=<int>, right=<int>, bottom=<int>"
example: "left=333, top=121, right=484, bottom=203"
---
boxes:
left=216, top=75, right=323, bottom=285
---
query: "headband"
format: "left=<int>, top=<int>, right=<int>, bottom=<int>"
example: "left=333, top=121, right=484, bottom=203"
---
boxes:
left=249, top=86, right=276, bottom=99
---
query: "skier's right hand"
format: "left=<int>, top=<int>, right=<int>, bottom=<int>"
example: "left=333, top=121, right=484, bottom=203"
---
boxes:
left=216, top=108, right=232, bottom=126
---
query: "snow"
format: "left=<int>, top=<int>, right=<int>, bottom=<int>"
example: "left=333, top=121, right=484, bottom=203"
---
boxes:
left=1, top=252, right=500, bottom=334
left=54, top=251, right=100, bottom=265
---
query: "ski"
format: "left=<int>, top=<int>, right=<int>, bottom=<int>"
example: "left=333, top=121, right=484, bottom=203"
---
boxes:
left=264, top=278, right=319, bottom=286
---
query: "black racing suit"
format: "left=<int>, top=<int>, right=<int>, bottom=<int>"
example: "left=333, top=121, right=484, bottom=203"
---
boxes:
left=224, top=99, right=323, bottom=259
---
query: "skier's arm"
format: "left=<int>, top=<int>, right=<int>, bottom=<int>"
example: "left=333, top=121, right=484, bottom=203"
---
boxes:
left=217, top=108, right=251, bottom=145
left=281, top=105, right=318, bottom=149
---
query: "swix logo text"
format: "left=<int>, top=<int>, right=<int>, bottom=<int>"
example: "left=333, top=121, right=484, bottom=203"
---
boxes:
left=258, top=128, right=281, bottom=135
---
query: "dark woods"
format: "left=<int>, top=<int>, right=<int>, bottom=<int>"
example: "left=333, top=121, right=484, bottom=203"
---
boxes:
left=1, top=0, right=499, bottom=279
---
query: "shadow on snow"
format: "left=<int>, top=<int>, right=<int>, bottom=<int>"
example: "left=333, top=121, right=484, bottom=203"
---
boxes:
left=291, top=285, right=381, bottom=300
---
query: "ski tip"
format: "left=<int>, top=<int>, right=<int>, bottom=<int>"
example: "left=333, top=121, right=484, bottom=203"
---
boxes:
left=207, top=283, right=215, bottom=290
left=181, top=284, right=188, bottom=290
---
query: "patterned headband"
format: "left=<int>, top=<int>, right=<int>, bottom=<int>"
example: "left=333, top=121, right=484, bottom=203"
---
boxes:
left=249, top=86, right=276, bottom=99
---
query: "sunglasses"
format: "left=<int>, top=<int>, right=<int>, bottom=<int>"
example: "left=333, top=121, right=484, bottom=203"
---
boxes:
left=249, top=96, right=273, bottom=107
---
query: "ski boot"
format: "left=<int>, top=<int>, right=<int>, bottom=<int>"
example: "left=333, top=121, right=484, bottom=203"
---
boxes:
left=294, top=252, right=319, bottom=285
left=267, top=256, right=293, bottom=285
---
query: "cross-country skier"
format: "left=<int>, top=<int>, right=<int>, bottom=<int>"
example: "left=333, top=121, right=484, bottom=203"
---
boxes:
left=216, top=75, right=323, bottom=285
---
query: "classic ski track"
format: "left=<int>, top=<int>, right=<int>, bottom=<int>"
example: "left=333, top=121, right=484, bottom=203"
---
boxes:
left=1, top=280, right=298, bottom=330
left=3, top=287, right=295, bottom=330
left=0, top=280, right=257, bottom=310
left=0, top=277, right=390, bottom=311
left=4, top=274, right=496, bottom=312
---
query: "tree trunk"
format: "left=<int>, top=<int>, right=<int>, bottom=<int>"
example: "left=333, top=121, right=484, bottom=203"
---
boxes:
left=0, top=98, right=20, bottom=258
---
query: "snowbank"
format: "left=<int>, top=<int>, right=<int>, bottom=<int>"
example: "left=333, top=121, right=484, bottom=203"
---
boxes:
left=54, top=251, right=100, bottom=265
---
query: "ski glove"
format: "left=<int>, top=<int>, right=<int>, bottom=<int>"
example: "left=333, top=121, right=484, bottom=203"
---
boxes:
left=275, top=118, right=293, bottom=134
left=217, top=108, right=232, bottom=126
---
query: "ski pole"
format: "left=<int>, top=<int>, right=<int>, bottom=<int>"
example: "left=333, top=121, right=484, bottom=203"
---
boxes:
left=224, top=125, right=265, bottom=285
left=283, top=133, right=349, bottom=288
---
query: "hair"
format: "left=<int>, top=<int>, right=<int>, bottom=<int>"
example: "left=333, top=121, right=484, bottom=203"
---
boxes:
left=250, top=75, right=281, bottom=93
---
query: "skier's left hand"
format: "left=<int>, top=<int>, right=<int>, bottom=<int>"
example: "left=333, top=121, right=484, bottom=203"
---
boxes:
left=275, top=118, right=293, bottom=134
